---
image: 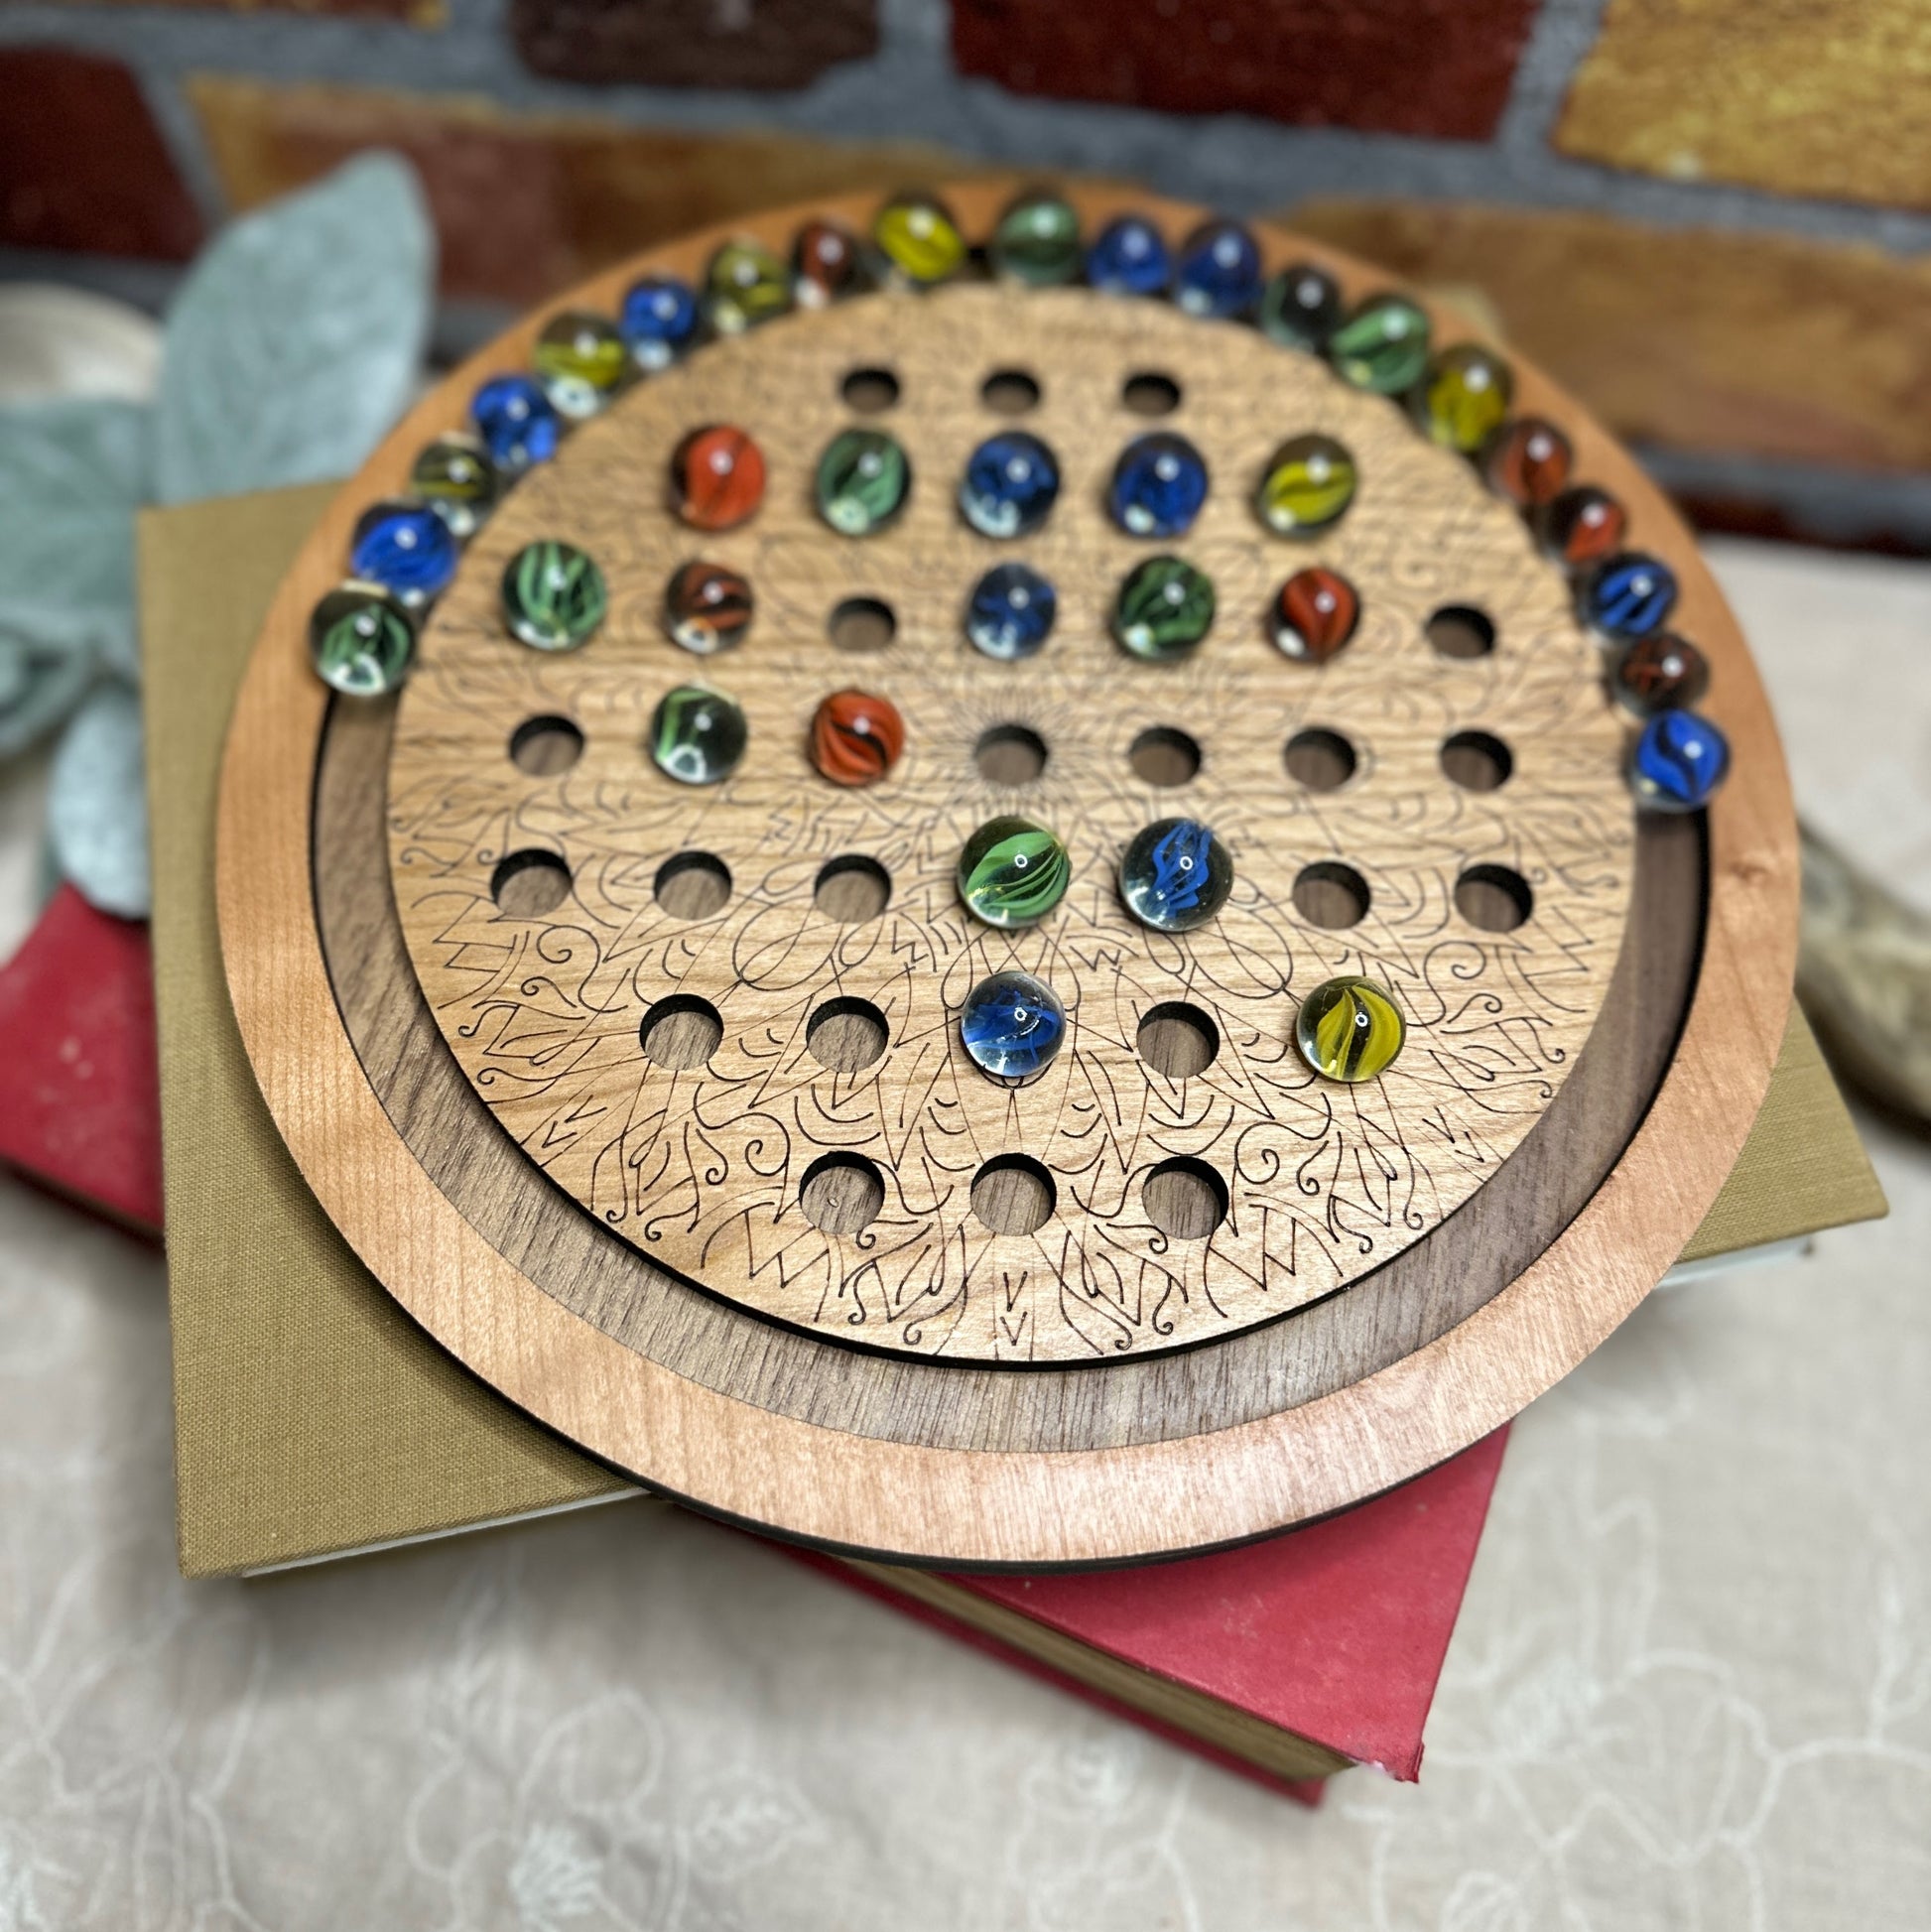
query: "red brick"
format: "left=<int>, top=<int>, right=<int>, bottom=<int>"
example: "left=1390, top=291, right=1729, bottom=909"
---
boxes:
left=952, top=0, right=1539, bottom=142
left=511, top=0, right=876, bottom=90
left=0, top=47, right=205, bottom=259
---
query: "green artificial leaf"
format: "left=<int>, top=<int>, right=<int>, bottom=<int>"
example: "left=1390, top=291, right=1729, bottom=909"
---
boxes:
left=49, top=678, right=149, bottom=918
left=154, top=153, right=434, bottom=504
left=0, top=397, right=151, bottom=724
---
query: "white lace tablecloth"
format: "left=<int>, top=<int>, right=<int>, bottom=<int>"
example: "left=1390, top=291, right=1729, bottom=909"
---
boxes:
left=3, top=539, right=1928, bottom=1930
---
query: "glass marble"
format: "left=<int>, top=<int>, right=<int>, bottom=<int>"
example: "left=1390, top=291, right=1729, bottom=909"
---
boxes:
left=957, top=815, right=1072, bottom=928
left=1537, top=485, right=1627, bottom=568
left=410, top=433, right=499, bottom=539
left=348, top=499, right=458, bottom=606
left=1270, top=566, right=1359, bottom=662
left=533, top=311, right=628, bottom=419
left=960, top=431, right=1059, bottom=539
left=704, top=236, right=792, bottom=334
left=672, top=424, right=767, bottom=531
left=1583, top=552, right=1678, bottom=638
left=501, top=541, right=607, bottom=652
left=1118, top=818, right=1232, bottom=933
left=811, top=688, right=906, bottom=788
left=1113, top=557, right=1215, bottom=661
left=619, top=275, right=700, bottom=370
left=1482, top=417, right=1573, bottom=509
left=1109, top=432, right=1209, bottom=538
left=1610, top=632, right=1710, bottom=715
left=966, top=562, right=1057, bottom=661
left=1087, top=213, right=1171, bottom=296
left=959, top=969, right=1065, bottom=1086
left=662, top=561, right=753, bottom=656
left=1296, top=976, right=1406, bottom=1084
left=1258, top=262, right=1343, bottom=349
left=470, top=374, right=561, bottom=473
left=1174, top=219, right=1262, bottom=319
left=1254, top=434, right=1356, bottom=537
left=793, top=219, right=864, bottom=307
left=1629, top=708, right=1730, bottom=812
left=1328, top=294, right=1431, bottom=395
left=1415, top=344, right=1513, bottom=454
left=873, top=192, right=966, bottom=287
left=650, top=683, right=748, bottom=786
left=816, top=427, right=911, bottom=536
left=308, top=581, right=416, bottom=696
left=990, top=190, right=1082, bottom=286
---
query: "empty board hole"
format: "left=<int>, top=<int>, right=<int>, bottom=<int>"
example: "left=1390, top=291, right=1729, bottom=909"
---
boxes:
left=1455, top=863, right=1534, bottom=933
left=654, top=850, right=731, bottom=919
left=490, top=848, right=572, bottom=917
left=640, top=992, right=722, bottom=1070
left=1293, top=860, right=1369, bottom=929
left=976, top=723, right=1048, bottom=785
left=840, top=366, right=900, bottom=413
left=1143, top=1157, right=1227, bottom=1240
left=1441, top=729, right=1513, bottom=792
left=981, top=368, right=1041, bottom=415
left=800, top=1151, right=885, bottom=1234
left=1128, top=725, right=1200, bottom=788
left=814, top=854, right=891, bottom=923
left=1284, top=727, right=1357, bottom=791
left=829, top=596, right=897, bottom=652
left=1136, top=1001, right=1220, bottom=1079
left=1427, top=605, right=1497, bottom=660
left=509, top=714, right=584, bottom=776
left=970, top=1154, right=1057, bottom=1235
left=1122, top=371, right=1182, bottom=416
left=807, top=995, right=888, bottom=1072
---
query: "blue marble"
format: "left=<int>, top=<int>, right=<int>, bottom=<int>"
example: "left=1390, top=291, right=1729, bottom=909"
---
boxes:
left=470, top=374, right=561, bottom=473
left=1086, top=214, right=1171, bottom=296
left=618, top=274, right=701, bottom=369
left=1108, top=433, right=1209, bottom=538
left=960, top=431, right=1060, bottom=539
left=1175, top=220, right=1262, bottom=319
left=966, top=563, right=1058, bottom=660
left=1630, top=709, right=1731, bottom=812
left=1118, top=818, right=1232, bottom=933
left=347, top=500, right=458, bottom=605
left=1584, top=552, right=1679, bottom=638
left=959, top=969, right=1066, bottom=1086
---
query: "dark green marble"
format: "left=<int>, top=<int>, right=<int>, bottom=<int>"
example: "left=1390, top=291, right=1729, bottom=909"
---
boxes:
left=815, top=428, right=911, bottom=537
left=1112, top=557, right=1216, bottom=661
left=650, top=683, right=748, bottom=786
left=1328, top=294, right=1432, bottom=396
left=500, top=541, right=607, bottom=652
left=989, top=190, right=1082, bottom=286
left=309, top=581, right=416, bottom=696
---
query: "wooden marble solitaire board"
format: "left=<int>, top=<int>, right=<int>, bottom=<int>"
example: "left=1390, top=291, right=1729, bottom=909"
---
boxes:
left=216, top=182, right=1797, bottom=1566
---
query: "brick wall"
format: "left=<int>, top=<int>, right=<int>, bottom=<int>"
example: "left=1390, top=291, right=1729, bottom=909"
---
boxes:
left=2, top=0, right=1926, bottom=547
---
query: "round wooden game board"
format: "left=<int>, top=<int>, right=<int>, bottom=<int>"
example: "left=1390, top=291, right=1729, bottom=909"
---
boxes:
left=217, top=182, right=1796, bottom=1562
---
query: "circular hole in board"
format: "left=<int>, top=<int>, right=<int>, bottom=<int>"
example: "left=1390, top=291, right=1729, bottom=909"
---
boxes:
left=1136, top=1001, right=1220, bottom=1079
left=1284, top=727, right=1357, bottom=791
left=1427, top=604, right=1497, bottom=660
left=970, top=1154, right=1057, bottom=1236
left=508, top=714, right=584, bottom=776
left=975, top=723, right=1049, bottom=785
left=800, top=1151, right=886, bottom=1235
left=1440, top=729, right=1513, bottom=792
left=1455, top=863, right=1534, bottom=933
left=1121, top=371, right=1182, bottom=416
left=1128, top=725, right=1201, bottom=788
left=1143, top=1157, right=1227, bottom=1240
left=653, top=850, right=731, bottom=920
left=640, top=992, right=723, bottom=1070
left=807, top=995, right=889, bottom=1072
left=489, top=848, right=572, bottom=917
left=840, top=366, right=900, bottom=413
left=829, top=597, right=897, bottom=652
left=1293, top=860, right=1370, bottom=930
left=980, top=368, right=1041, bottom=415
left=814, top=854, right=891, bottom=923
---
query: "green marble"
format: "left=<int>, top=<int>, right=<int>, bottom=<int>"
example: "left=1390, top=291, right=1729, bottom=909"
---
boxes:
left=957, top=815, right=1072, bottom=929
left=500, top=540, right=607, bottom=651
left=309, top=581, right=416, bottom=696
left=1253, top=434, right=1356, bottom=536
left=704, top=236, right=792, bottom=333
left=533, top=311, right=628, bottom=419
left=410, top=433, right=499, bottom=538
left=1112, top=557, right=1215, bottom=661
left=650, top=683, right=748, bottom=786
left=990, top=190, right=1082, bottom=285
left=1329, top=294, right=1431, bottom=396
left=815, top=428, right=911, bottom=537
